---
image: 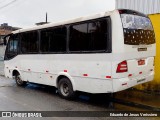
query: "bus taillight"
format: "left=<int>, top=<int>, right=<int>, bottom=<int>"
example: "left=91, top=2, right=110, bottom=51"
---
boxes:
left=116, top=61, right=128, bottom=73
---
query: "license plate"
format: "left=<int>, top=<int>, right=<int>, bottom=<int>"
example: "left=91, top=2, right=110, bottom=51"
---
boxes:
left=138, top=59, right=145, bottom=66
left=138, top=48, right=147, bottom=52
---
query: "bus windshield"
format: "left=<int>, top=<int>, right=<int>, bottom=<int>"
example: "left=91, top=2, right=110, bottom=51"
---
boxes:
left=121, top=14, right=155, bottom=45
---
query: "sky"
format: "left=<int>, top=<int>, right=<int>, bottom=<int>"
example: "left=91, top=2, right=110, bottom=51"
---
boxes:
left=0, top=0, right=115, bottom=28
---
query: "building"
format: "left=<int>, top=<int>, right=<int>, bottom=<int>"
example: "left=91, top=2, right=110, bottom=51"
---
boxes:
left=0, top=23, right=20, bottom=59
left=0, top=23, right=20, bottom=44
left=116, top=0, right=160, bottom=92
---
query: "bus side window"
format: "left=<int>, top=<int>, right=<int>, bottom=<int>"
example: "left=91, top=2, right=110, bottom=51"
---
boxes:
left=40, top=26, right=67, bottom=53
left=88, top=18, right=108, bottom=51
left=69, top=17, right=111, bottom=52
left=20, top=31, right=39, bottom=54
left=69, top=23, right=88, bottom=51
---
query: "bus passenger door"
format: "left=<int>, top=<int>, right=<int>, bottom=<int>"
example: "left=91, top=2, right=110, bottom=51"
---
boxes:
left=4, top=34, right=19, bottom=60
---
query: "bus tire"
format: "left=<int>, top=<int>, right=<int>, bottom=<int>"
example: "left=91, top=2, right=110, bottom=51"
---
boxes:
left=58, top=78, right=75, bottom=99
left=15, top=73, right=26, bottom=86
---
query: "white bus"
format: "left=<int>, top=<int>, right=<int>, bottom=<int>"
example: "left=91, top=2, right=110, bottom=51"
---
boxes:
left=4, top=9, right=156, bottom=99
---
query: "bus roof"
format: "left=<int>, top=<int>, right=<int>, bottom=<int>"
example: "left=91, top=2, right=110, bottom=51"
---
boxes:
left=13, top=10, right=115, bottom=34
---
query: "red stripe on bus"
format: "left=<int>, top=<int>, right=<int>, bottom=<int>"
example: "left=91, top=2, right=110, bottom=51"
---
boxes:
left=64, top=70, right=68, bottom=72
left=83, top=74, right=88, bottom=77
left=128, top=74, right=132, bottom=77
left=139, top=72, right=142, bottom=74
left=106, top=76, right=111, bottom=79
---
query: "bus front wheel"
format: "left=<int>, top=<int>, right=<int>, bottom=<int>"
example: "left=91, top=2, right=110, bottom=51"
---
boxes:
left=58, top=78, right=75, bottom=99
left=15, top=73, right=26, bottom=86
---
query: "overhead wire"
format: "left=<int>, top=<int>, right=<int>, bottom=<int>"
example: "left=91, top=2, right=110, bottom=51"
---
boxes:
left=0, top=0, right=27, bottom=13
left=0, top=0, right=31, bottom=27
left=0, top=0, right=18, bottom=10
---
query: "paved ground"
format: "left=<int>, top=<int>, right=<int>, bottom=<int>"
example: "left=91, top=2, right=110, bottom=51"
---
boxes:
left=0, top=76, right=159, bottom=120
left=0, top=76, right=110, bottom=111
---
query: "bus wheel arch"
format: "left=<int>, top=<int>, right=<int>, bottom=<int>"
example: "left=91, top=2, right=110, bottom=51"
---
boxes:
left=12, top=70, right=26, bottom=86
left=56, top=75, right=76, bottom=99
left=12, top=70, right=20, bottom=77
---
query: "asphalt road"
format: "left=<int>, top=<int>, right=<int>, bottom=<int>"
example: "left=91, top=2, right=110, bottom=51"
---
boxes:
left=0, top=76, right=157, bottom=120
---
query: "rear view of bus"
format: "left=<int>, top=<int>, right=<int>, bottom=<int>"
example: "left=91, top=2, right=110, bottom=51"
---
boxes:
left=112, top=9, right=156, bottom=92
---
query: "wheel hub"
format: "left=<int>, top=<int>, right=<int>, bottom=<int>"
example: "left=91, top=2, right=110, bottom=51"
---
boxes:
left=60, top=83, right=69, bottom=96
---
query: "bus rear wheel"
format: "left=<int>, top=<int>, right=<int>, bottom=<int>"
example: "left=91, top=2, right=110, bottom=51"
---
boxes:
left=15, top=73, right=26, bottom=86
left=58, top=78, right=75, bottom=99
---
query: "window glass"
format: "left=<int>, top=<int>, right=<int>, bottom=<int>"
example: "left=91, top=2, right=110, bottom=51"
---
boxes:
left=121, top=14, right=153, bottom=30
left=4, top=34, right=19, bottom=60
left=41, top=29, right=52, bottom=52
left=69, top=23, right=88, bottom=51
left=40, top=27, right=67, bottom=52
left=88, top=19, right=108, bottom=51
left=120, top=14, right=155, bottom=45
left=9, top=40, right=18, bottom=52
left=20, top=31, right=38, bottom=53
left=69, top=18, right=110, bottom=52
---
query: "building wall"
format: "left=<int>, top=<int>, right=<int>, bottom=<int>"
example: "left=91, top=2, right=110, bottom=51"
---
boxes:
left=116, top=0, right=160, bottom=14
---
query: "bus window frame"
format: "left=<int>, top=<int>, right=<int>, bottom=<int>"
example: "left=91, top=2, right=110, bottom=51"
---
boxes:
left=39, top=26, right=67, bottom=54
left=68, top=16, right=112, bottom=54
left=19, top=31, right=40, bottom=54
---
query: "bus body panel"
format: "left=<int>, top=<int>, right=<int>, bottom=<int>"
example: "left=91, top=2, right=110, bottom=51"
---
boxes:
left=5, top=54, right=113, bottom=93
left=73, top=77, right=113, bottom=93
